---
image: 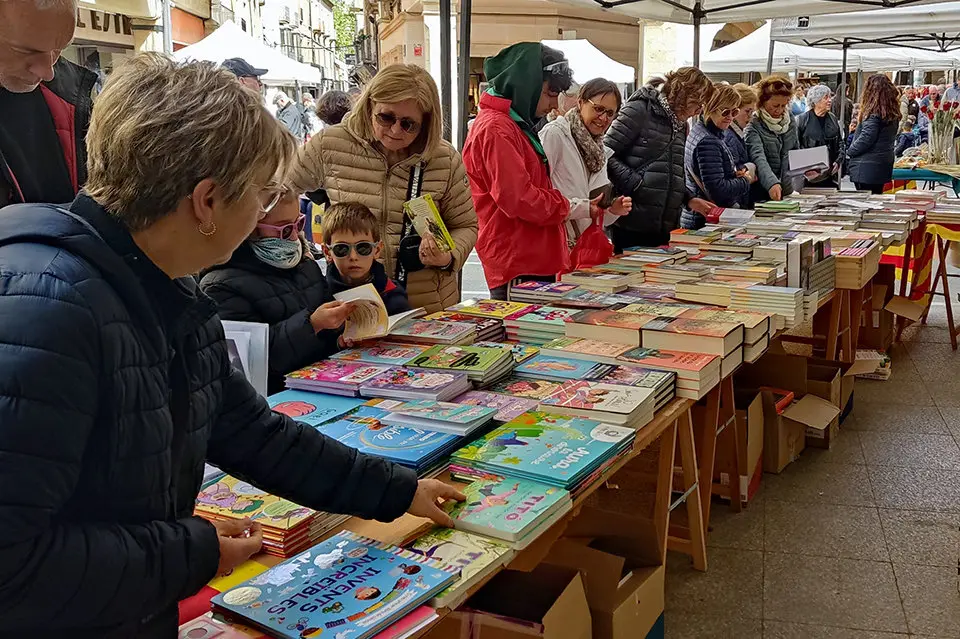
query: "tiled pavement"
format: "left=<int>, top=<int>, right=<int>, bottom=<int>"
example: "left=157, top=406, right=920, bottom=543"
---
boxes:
left=664, top=301, right=960, bottom=638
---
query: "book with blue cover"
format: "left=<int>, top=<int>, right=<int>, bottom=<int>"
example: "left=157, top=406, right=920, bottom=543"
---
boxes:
left=212, top=531, right=459, bottom=639
left=331, top=342, right=430, bottom=366
left=515, top=355, right=616, bottom=382
left=451, top=411, right=635, bottom=489
left=381, top=400, right=496, bottom=436
left=269, top=391, right=367, bottom=427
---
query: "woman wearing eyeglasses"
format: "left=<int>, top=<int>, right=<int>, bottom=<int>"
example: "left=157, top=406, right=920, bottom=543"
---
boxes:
left=200, top=189, right=356, bottom=394
left=289, top=64, right=477, bottom=314
left=796, top=84, right=842, bottom=189
left=538, top=78, right=632, bottom=248
left=681, top=84, right=755, bottom=230
left=745, top=76, right=798, bottom=202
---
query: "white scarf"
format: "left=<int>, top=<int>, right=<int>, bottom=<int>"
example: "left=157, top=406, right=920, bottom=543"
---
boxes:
left=759, top=108, right=792, bottom=135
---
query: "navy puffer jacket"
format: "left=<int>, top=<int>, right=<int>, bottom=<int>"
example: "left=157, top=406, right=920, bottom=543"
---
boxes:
left=681, top=120, right=750, bottom=229
left=847, top=114, right=898, bottom=185
left=605, top=86, right=688, bottom=238
left=0, top=195, right=418, bottom=638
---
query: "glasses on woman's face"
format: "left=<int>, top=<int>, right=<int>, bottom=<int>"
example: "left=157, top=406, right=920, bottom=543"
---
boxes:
left=258, top=184, right=288, bottom=216
left=374, top=111, right=421, bottom=135
left=586, top=98, right=617, bottom=120
left=326, top=241, right=376, bottom=258
left=720, top=107, right=741, bottom=118
left=256, top=213, right=305, bottom=240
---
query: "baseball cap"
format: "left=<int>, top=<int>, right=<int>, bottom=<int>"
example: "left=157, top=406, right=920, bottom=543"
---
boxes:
left=222, top=57, right=268, bottom=78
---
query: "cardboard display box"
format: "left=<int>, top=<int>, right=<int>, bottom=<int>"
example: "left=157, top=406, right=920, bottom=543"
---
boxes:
left=783, top=394, right=841, bottom=452
left=805, top=364, right=841, bottom=448
left=714, top=390, right=764, bottom=503
left=432, top=564, right=592, bottom=639
left=738, top=353, right=808, bottom=473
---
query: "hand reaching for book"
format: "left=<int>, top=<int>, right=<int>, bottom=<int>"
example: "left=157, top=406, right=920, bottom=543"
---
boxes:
left=213, top=518, right=263, bottom=576
left=407, top=478, right=466, bottom=528
left=419, top=233, right=453, bottom=268
left=768, top=185, right=783, bottom=201
left=310, top=301, right=355, bottom=333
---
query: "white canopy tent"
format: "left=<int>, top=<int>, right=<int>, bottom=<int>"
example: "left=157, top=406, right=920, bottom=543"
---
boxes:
left=771, top=2, right=960, bottom=52
left=540, top=39, right=636, bottom=84
left=173, top=21, right=324, bottom=86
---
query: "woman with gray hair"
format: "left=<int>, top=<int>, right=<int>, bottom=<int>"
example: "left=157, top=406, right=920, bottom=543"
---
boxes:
left=0, top=53, right=461, bottom=637
left=796, top=83, right=842, bottom=188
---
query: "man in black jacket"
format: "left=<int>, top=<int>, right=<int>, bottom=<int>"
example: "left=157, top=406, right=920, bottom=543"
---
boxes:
left=0, top=0, right=96, bottom=207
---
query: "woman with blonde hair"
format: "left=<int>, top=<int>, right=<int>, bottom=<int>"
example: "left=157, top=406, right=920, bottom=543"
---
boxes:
left=606, top=66, right=715, bottom=249
left=0, top=54, right=459, bottom=636
left=290, top=64, right=477, bottom=313
left=847, top=74, right=900, bottom=194
left=745, top=76, right=798, bottom=202
left=724, top=83, right=757, bottom=169
left=681, top=83, right=755, bottom=229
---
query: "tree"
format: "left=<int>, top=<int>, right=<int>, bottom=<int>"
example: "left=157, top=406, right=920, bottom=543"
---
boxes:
left=332, top=0, right=357, bottom=60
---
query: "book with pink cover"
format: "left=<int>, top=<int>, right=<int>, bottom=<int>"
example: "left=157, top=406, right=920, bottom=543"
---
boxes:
left=486, top=378, right=563, bottom=401
left=504, top=305, right=579, bottom=328
left=285, top=361, right=392, bottom=388
left=569, top=309, right=653, bottom=330
left=539, top=381, right=652, bottom=414
left=454, top=390, right=538, bottom=422
left=617, top=347, right=719, bottom=380
left=642, top=317, right=743, bottom=339
left=448, top=299, right=532, bottom=320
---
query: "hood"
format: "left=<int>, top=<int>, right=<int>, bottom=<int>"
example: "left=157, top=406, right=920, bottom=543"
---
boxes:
left=484, top=42, right=545, bottom=127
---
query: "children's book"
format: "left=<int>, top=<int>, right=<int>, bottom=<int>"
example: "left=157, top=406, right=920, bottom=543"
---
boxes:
left=335, top=283, right=426, bottom=341
left=504, top=305, right=579, bottom=329
left=405, top=529, right=513, bottom=609
left=473, top=341, right=540, bottom=364
left=389, top=320, right=475, bottom=345
left=373, top=606, right=439, bottom=639
left=485, top=378, right=563, bottom=401
left=284, top=361, right=394, bottom=396
left=507, top=280, right=579, bottom=298
left=211, top=531, right=459, bottom=639
left=424, top=312, right=503, bottom=338
left=616, top=347, right=720, bottom=380
left=269, top=390, right=367, bottom=427
left=404, top=194, right=455, bottom=252
left=540, top=336, right=633, bottom=363
left=406, top=345, right=514, bottom=383
left=358, top=368, right=471, bottom=401
left=451, top=411, right=635, bottom=489
left=382, top=401, right=496, bottom=436
left=443, top=477, right=571, bottom=544
left=600, top=366, right=674, bottom=389
left=538, top=381, right=655, bottom=426
left=447, top=299, right=531, bottom=320
left=331, top=342, right=430, bottom=367
left=514, top=355, right=615, bottom=382
left=453, top=390, right=538, bottom=423
left=564, top=309, right=654, bottom=346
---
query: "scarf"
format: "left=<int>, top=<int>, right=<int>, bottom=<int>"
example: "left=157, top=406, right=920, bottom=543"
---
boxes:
left=759, top=108, right=792, bottom=135
left=729, top=120, right=745, bottom=139
left=657, top=92, right=686, bottom=134
left=249, top=233, right=308, bottom=269
left=565, top=107, right=605, bottom=174
left=484, top=42, right=549, bottom=161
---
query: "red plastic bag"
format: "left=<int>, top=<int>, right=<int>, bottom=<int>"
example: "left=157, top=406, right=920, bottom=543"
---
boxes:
left=569, top=210, right=613, bottom=270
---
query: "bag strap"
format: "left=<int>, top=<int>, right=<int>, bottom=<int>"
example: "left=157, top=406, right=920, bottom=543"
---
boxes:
left=395, top=160, right=427, bottom=281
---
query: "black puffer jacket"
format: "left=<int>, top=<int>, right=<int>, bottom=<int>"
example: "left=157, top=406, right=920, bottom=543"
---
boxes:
left=847, top=114, right=898, bottom=185
left=199, top=242, right=339, bottom=395
left=0, top=195, right=418, bottom=638
left=605, top=86, right=688, bottom=239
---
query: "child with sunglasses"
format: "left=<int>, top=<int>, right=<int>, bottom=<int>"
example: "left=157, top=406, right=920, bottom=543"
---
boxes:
left=321, top=202, right=411, bottom=315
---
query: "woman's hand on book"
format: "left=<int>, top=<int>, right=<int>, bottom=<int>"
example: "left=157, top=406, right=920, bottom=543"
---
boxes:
left=407, top=479, right=466, bottom=528
left=419, top=233, right=453, bottom=268
left=689, top=197, right=717, bottom=215
left=311, top=301, right=355, bottom=333
left=213, top=518, right=263, bottom=576
left=768, top=185, right=783, bottom=201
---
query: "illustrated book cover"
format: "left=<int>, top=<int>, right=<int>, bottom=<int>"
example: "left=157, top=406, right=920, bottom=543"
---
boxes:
left=331, top=342, right=429, bottom=367
left=453, top=390, right=538, bottom=423
left=447, top=299, right=531, bottom=320
left=269, top=390, right=367, bottom=427
left=515, top=355, right=615, bottom=382
left=443, top=476, right=571, bottom=542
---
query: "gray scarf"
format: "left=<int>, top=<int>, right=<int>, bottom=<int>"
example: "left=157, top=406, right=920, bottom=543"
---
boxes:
left=730, top=121, right=745, bottom=139
left=565, top=108, right=605, bottom=174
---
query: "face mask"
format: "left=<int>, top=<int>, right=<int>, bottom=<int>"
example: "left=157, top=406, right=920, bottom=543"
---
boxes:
left=249, top=236, right=303, bottom=269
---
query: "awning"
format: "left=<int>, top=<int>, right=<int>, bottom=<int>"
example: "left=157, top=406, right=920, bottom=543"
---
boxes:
left=541, top=39, right=636, bottom=84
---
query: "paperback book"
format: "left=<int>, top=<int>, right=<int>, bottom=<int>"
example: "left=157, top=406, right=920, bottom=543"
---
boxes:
left=389, top=319, right=476, bottom=345
left=382, top=400, right=497, bottom=436
left=406, top=344, right=514, bottom=385
left=486, top=377, right=563, bottom=401
left=537, top=381, right=656, bottom=428
left=332, top=342, right=429, bottom=367
left=515, top=354, right=616, bottom=382
left=358, top=368, right=471, bottom=401
left=447, top=299, right=532, bottom=320
left=473, top=341, right=540, bottom=364
left=453, top=390, right=539, bottom=423
left=335, top=283, right=426, bottom=341
left=539, top=336, right=634, bottom=364
left=424, top=312, right=505, bottom=342
left=564, top=308, right=654, bottom=346
left=284, top=361, right=394, bottom=396
left=269, top=390, right=367, bottom=427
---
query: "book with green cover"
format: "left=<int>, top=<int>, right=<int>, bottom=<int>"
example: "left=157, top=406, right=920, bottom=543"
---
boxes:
left=404, top=193, right=455, bottom=251
left=407, top=344, right=512, bottom=376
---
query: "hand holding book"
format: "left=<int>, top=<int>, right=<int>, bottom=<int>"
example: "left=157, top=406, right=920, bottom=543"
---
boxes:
left=408, top=478, right=466, bottom=528
left=213, top=518, right=263, bottom=576
left=310, top=300, right=356, bottom=333
left=419, top=232, right=454, bottom=268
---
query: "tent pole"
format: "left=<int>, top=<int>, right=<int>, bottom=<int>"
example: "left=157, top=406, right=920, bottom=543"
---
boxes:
left=456, top=0, right=472, bottom=150
left=440, top=0, right=453, bottom=142
left=693, top=5, right=701, bottom=68
left=839, top=42, right=849, bottom=181
left=766, top=36, right=775, bottom=76
left=161, top=0, right=173, bottom=54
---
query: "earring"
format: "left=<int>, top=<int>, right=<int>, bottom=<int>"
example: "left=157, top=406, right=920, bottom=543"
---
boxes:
left=198, top=222, right=217, bottom=237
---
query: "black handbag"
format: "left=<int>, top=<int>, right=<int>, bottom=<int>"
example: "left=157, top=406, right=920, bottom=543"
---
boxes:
left=395, top=161, right=427, bottom=286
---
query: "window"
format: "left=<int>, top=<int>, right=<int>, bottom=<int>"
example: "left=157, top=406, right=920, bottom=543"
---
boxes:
left=241, top=17, right=247, bottom=31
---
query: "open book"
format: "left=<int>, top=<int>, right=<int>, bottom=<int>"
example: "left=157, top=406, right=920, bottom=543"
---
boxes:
left=335, top=283, right=425, bottom=341
left=404, top=194, right=455, bottom=252
left=787, top=146, right=830, bottom=178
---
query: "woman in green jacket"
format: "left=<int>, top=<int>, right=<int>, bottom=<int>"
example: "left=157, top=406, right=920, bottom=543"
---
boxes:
left=745, top=76, right=798, bottom=202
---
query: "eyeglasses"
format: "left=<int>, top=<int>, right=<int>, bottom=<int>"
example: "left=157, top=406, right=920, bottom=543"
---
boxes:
left=258, top=184, right=288, bottom=215
left=326, top=241, right=376, bottom=258
left=374, top=111, right=421, bottom=134
left=256, top=213, right=305, bottom=240
left=720, top=107, right=741, bottom=118
left=586, top=98, right=617, bottom=119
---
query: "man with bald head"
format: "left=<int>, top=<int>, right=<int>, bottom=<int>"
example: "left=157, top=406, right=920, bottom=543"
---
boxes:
left=0, top=0, right=96, bottom=206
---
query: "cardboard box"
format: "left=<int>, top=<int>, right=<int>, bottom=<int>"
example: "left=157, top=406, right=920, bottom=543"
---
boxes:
left=441, top=564, right=592, bottom=639
left=805, top=365, right=842, bottom=448
left=547, top=509, right=664, bottom=639
left=782, top=395, right=841, bottom=452
left=715, top=390, right=764, bottom=503
left=806, top=356, right=857, bottom=422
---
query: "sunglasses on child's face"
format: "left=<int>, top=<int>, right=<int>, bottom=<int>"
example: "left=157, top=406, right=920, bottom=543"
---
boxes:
left=327, top=241, right=376, bottom=258
left=256, top=213, right=305, bottom=239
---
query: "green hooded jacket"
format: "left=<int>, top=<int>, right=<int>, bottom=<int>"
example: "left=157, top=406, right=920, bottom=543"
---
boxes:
left=483, top=42, right=547, bottom=160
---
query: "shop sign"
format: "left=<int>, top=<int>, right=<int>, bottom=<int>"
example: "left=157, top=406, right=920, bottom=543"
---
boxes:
left=75, top=9, right=135, bottom=47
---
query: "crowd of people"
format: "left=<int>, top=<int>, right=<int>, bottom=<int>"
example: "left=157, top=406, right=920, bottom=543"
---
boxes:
left=0, top=0, right=949, bottom=632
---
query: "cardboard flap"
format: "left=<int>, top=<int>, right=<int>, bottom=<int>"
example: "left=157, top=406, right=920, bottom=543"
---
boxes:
left=885, top=295, right=925, bottom=322
left=467, top=565, right=584, bottom=629
left=737, top=353, right=808, bottom=395
left=783, top=395, right=841, bottom=431
left=544, top=539, right=624, bottom=611
left=845, top=358, right=882, bottom=377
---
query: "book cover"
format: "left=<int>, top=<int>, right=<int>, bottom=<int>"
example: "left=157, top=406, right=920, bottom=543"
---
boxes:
left=451, top=412, right=635, bottom=487
left=332, top=342, right=429, bottom=366
left=504, top=305, right=579, bottom=328
left=212, top=531, right=458, bottom=639
left=509, top=281, right=579, bottom=296
left=388, top=400, right=496, bottom=425
left=568, top=309, right=653, bottom=330
left=641, top=316, right=740, bottom=338
left=454, top=390, right=538, bottom=423
left=424, top=312, right=503, bottom=333
left=541, top=337, right=633, bottom=359
left=600, top=366, right=674, bottom=389
left=447, top=299, right=531, bottom=320
left=618, top=302, right=693, bottom=317
left=286, top=361, right=393, bottom=386
left=444, top=477, right=569, bottom=539
left=269, top=390, right=367, bottom=427
left=515, top=355, right=614, bottom=381
left=473, top=341, right=540, bottom=364
left=539, top=381, right=651, bottom=414
left=390, top=320, right=475, bottom=341
left=617, top=347, right=718, bottom=372
left=407, top=345, right=509, bottom=373
left=360, top=368, right=468, bottom=393
left=486, top=378, right=563, bottom=401
left=404, top=194, right=455, bottom=252
left=406, top=528, right=512, bottom=606
left=195, top=475, right=315, bottom=530
left=372, top=607, right=438, bottom=639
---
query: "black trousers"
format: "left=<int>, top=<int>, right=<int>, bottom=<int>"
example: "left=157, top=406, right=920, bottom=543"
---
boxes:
left=609, top=225, right=671, bottom=255
left=489, top=275, right=556, bottom=300
left=855, top=182, right=886, bottom=195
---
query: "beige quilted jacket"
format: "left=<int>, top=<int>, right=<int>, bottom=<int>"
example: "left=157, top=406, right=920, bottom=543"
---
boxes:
left=290, top=125, right=478, bottom=313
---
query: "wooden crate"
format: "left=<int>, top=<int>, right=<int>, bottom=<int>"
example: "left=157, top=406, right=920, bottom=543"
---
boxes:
left=835, top=243, right=881, bottom=290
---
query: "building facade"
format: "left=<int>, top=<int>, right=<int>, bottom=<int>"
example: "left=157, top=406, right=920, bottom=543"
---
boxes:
left=262, top=0, right=349, bottom=92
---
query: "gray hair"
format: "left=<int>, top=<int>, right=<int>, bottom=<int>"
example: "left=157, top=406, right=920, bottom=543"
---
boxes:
left=806, top=84, right=832, bottom=108
left=273, top=91, right=290, bottom=106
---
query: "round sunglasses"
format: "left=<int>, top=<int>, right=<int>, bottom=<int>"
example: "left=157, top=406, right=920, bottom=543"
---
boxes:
left=256, top=213, right=305, bottom=240
left=326, top=241, right=376, bottom=258
left=374, top=111, right=421, bottom=134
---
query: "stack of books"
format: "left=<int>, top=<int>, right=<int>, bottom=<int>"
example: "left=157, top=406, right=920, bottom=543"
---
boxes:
left=194, top=475, right=348, bottom=557
left=621, top=245, right=688, bottom=262
left=560, top=268, right=636, bottom=293
left=729, top=284, right=805, bottom=330
left=358, top=368, right=471, bottom=401
left=449, top=299, right=531, bottom=320
left=453, top=389, right=539, bottom=423
left=674, top=308, right=771, bottom=363
left=284, top=361, right=393, bottom=396
left=486, top=377, right=564, bottom=401
left=755, top=200, right=801, bottom=215
left=502, top=305, right=579, bottom=345
left=267, top=390, right=367, bottom=427
left=640, top=316, right=744, bottom=377
left=642, top=263, right=711, bottom=285
left=406, top=344, right=515, bottom=387
left=563, top=308, right=652, bottom=346
left=598, top=366, right=676, bottom=410
left=212, top=531, right=459, bottom=639
left=507, top=280, right=580, bottom=304
left=331, top=341, right=429, bottom=366
left=514, top=354, right=615, bottom=382
left=426, top=311, right=505, bottom=342
left=673, top=276, right=758, bottom=306
left=381, top=400, right=497, bottom=436
left=450, top=411, right=636, bottom=492
left=539, top=336, right=634, bottom=363
left=669, top=227, right=723, bottom=250
left=389, top=319, right=476, bottom=345
left=537, top=380, right=658, bottom=429
left=617, top=347, right=721, bottom=400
